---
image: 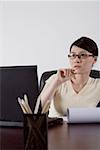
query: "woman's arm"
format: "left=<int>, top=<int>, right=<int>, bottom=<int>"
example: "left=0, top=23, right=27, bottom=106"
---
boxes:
left=40, top=68, right=74, bottom=107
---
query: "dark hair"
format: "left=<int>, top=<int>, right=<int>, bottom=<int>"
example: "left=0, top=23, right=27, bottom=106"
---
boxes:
left=70, top=37, right=98, bottom=56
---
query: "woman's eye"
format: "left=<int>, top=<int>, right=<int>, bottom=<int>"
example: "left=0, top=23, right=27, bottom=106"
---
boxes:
left=81, top=54, right=86, bottom=56
left=81, top=54, right=87, bottom=58
left=72, top=54, right=76, bottom=57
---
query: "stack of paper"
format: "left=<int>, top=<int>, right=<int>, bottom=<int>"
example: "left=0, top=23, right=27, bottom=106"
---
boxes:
left=67, top=107, right=100, bottom=123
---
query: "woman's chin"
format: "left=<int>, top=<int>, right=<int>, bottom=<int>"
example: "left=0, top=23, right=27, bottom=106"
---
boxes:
left=73, top=69, right=83, bottom=74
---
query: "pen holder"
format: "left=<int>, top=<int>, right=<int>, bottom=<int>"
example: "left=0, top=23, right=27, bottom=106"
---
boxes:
left=24, top=113, right=48, bottom=150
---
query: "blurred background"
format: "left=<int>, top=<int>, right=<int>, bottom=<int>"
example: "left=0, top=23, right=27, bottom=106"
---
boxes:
left=0, top=0, right=100, bottom=80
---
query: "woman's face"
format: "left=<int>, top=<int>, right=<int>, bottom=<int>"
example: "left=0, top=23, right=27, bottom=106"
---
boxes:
left=69, top=45, right=96, bottom=74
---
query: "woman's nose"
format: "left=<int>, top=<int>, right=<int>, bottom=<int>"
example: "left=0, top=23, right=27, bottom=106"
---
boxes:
left=73, top=57, right=81, bottom=63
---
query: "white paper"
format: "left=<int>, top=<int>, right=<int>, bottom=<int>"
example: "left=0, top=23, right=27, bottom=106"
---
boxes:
left=67, top=107, right=100, bottom=123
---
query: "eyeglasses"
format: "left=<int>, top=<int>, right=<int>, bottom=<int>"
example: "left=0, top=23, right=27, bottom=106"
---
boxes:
left=68, top=53, right=94, bottom=60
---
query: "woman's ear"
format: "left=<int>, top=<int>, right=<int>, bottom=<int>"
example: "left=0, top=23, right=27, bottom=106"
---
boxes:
left=92, top=56, right=97, bottom=66
left=94, top=56, right=97, bottom=62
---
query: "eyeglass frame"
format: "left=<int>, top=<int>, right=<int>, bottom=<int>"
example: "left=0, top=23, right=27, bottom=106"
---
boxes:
left=68, top=53, right=94, bottom=60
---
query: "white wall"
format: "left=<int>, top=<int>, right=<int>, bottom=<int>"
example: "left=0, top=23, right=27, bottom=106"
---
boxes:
left=0, top=0, right=100, bottom=80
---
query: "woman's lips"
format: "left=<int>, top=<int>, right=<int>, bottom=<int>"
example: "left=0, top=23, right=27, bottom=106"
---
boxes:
left=73, top=66, right=81, bottom=71
left=73, top=65, right=81, bottom=68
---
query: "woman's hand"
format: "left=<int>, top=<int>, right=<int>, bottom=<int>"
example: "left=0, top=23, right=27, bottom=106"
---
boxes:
left=55, top=68, right=75, bottom=85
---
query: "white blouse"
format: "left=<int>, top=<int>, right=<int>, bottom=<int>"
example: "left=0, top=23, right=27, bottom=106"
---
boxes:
left=45, top=75, right=100, bottom=117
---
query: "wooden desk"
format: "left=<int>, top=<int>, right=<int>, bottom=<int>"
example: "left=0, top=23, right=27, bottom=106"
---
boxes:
left=0, top=127, right=24, bottom=150
left=48, top=122, right=100, bottom=150
left=0, top=123, right=100, bottom=150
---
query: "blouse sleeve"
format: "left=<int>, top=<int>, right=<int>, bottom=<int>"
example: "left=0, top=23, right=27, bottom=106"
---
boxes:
left=44, top=74, right=62, bottom=117
left=48, top=97, right=62, bottom=118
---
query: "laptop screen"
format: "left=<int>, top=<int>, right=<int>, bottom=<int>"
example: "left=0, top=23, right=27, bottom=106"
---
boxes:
left=0, top=65, right=39, bottom=126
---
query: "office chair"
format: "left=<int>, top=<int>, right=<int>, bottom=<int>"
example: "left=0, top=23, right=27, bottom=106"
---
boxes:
left=40, top=69, right=100, bottom=107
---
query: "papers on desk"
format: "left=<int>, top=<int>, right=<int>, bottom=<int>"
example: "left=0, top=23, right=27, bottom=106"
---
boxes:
left=66, top=107, right=100, bottom=123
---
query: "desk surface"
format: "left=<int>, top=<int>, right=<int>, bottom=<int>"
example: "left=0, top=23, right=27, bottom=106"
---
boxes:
left=48, top=122, right=100, bottom=150
left=0, top=122, right=100, bottom=150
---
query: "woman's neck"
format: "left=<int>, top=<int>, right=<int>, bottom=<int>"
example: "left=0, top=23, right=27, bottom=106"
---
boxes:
left=70, top=73, right=90, bottom=93
left=72, top=74, right=89, bottom=85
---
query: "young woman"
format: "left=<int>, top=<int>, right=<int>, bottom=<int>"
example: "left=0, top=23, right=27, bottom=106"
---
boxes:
left=40, top=37, right=100, bottom=117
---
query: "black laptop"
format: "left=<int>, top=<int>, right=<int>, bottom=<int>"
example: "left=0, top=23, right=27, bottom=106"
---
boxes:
left=0, top=65, right=39, bottom=127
